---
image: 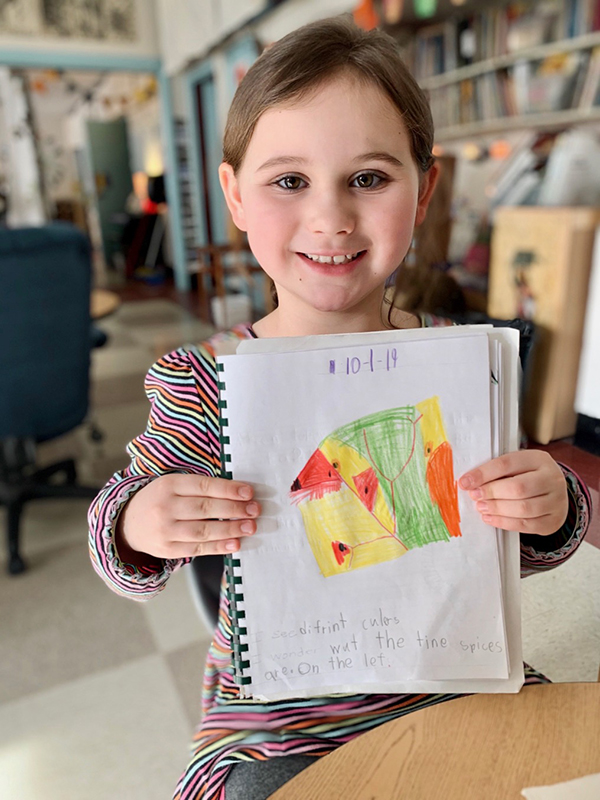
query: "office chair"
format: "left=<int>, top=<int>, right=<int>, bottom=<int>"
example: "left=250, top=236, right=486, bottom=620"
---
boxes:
left=0, top=223, right=100, bottom=575
left=185, top=556, right=225, bottom=634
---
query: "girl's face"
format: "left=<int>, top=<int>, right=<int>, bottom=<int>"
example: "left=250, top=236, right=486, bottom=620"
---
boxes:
left=220, top=73, right=438, bottom=333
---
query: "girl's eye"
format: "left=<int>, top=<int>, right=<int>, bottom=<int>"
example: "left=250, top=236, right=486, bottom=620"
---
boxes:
left=352, top=172, right=385, bottom=189
left=274, top=175, right=306, bottom=191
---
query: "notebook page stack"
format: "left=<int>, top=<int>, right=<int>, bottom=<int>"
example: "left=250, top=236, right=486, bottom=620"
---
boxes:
left=217, top=325, right=523, bottom=700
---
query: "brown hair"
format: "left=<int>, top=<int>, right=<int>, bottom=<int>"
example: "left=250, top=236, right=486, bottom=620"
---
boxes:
left=223, top=15, right=434, bottom=175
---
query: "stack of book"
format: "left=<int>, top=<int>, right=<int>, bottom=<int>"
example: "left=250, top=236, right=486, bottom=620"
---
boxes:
left=426, top=50, right=599, bottom=129
left=406, top=0, right=600, bottom=130
left=411, top=0, right=600, bottom=81
left=217, top=326, right=524, bottom=700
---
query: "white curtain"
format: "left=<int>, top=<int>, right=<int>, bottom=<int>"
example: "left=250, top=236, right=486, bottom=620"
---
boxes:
left=0, top=67, right=46, bottom=226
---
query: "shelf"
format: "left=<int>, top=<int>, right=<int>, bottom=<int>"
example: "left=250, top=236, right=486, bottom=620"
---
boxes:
left=434, top=106, right=600, bottom=142
left=419, top=29, right=600, bottom=91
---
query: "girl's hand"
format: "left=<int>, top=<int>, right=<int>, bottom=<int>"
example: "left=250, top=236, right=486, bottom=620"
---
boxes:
left=116, top=474, right=260, bottom=562
left=459, top=451, right=568, bottom=536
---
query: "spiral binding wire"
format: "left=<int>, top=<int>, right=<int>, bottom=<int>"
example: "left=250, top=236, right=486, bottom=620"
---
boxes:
left=217, top=361, right=252, bottom=687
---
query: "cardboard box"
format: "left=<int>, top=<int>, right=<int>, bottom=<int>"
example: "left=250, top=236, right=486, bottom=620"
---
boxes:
left=488, top=207, right=600, bottom=444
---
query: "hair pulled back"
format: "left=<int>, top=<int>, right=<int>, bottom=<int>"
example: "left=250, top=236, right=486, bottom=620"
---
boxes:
left=223, top=16, right=434, bottom=175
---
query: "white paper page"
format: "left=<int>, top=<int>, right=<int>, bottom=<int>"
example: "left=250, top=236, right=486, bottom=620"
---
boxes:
left=236, top=324, right=494, bottom=356
left=491, top=340, right=502, bottom=460
left=489, top=328, right=523, bottom=684
left=235, top=324, right=524, bottom=695
left=489, top=340, right=510, bottom=673
left=220, top=335, right=509, bottom=700
left=522, top=773, right=600, bottom=800
left=434, top=328, right=523, bottom=693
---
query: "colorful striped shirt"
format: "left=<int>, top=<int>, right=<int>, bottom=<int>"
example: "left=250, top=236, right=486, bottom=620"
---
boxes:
left=88, top=321, right=591, bottom=800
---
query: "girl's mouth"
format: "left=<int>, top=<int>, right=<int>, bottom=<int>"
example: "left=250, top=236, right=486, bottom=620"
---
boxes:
left=297, top=250, right=367, bottom=273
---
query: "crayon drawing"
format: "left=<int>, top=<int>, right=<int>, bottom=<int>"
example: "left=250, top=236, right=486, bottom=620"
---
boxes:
left=289, top=396, right=461, bottom=577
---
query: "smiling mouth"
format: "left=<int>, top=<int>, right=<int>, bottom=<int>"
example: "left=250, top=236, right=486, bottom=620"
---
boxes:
left=300, top=250, right=366, bottom=265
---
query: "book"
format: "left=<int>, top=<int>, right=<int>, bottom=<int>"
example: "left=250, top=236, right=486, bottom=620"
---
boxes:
left=579, top=46, right=600, bottom=108
left=414, top=23, right=448, bottom=78
left=496, top=171, right=542, bottom=207
left=506, top=9, right=553, bottom=53
left=217, top=326, right=524, bottom=701
left=538, top=128, right=600, bottom=206
left=526, top=52, right=587, bottom=113
left=512, top=59, right=532, bottom=116
left=488, top=132, right=538, bottom=205
left=571, top=48, right=593, bottom=107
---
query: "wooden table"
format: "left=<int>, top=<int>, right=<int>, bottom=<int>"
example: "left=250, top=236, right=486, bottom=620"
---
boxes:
left=271, top=683, right=600, bottom=799
left=91, top=289, right=121, bottom=320
left=196, top=243, right=275, bottom=323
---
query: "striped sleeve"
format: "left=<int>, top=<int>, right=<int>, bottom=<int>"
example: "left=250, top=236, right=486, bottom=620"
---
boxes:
left=88, top=345, right=222, bottom=601
left=520, top=463, right=591, bottom=577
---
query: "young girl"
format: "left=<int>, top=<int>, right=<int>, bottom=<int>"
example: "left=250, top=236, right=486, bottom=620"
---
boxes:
left=89, top=17, right=591, bottom=800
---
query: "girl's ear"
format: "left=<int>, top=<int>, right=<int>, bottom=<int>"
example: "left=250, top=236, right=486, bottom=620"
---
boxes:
left=414, top=160, right=440, bottom=227
left=218, top=162, right=247, bottom=231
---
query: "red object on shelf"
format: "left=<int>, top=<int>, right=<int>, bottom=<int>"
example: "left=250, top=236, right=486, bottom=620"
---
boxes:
left=352, top=0, right=380, bottom=30
left=142, top=198, right=159, bottom=215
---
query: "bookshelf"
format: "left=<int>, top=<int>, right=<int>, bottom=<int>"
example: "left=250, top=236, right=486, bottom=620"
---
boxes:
left=382, top=2, right=600, bottom=332
left=398, top=1, right=600, bottom=142
left=419, top=29, right=600, bottom=89
left=174, top=118, right=200, bottom=273
left=430, top=106, right=600, bottom=142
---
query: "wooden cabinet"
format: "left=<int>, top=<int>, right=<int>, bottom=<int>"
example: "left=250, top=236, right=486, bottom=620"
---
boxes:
left=488, top=206, right=600, bottom=443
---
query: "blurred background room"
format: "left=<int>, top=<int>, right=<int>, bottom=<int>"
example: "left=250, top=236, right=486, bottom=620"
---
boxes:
left=0, top=1, right=599, bottom=798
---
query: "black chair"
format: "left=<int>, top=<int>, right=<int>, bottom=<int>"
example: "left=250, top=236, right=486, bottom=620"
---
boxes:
left=0, top=223, right=100, bottom=575
left=445, top=312, right=536, bottom=371
left=186, top=555, right=225, bottom=633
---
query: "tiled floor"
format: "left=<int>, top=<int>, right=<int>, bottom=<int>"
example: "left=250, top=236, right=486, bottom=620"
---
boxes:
left=1, top=299, right=599, bottom=800
left=1, top=300, right=216, bottom=800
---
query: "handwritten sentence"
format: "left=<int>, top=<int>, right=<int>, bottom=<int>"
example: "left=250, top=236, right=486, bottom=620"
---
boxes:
left=262, top=610, right=503, bottom=682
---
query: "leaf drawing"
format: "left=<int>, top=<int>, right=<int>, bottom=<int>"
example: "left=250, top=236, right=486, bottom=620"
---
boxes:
left=289, top=396, right=461, bottom=577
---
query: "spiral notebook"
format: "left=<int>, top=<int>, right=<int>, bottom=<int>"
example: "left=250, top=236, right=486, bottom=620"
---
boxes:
left=217, top=326, right=524, bottom=701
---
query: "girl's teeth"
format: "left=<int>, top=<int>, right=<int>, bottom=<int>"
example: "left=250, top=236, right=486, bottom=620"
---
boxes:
left=305, top=252, right=360, bottom=264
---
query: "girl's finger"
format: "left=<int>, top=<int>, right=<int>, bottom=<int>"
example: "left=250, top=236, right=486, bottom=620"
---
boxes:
left=459, top=451, right=544, bottom=489
left=172, top=495, right=261, bottom=522
left=479, top=513, right=561, bottom=535
left=475, top=495, right=553, bottom=520
left=172, top=518, right=257, bottom=542
left=158, top=537, right=245, bottom=560
left=467, top=471, right=546, bottom=502
left=170, top=473, right=254, bottom=501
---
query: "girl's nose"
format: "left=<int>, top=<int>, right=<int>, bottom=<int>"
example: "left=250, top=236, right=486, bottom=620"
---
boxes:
left=307, top=191, right=356, bottom=236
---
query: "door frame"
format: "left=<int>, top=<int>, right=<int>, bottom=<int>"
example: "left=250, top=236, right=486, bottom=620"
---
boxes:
left=185, top=59, right=226, bottom=248
left=185, top=36, right=260, bottom=250
left=0, top=49, right=190, bottom=291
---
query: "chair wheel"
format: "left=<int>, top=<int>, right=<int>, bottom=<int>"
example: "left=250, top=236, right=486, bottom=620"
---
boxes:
left=64, top=462, right=77, bottom=484
left=90, top=425, right=104, bottom=443
left=8, top=554, right=26, bottom=575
